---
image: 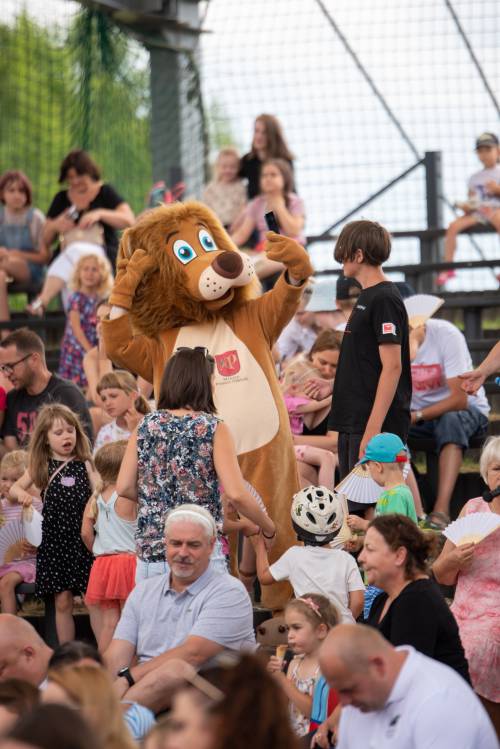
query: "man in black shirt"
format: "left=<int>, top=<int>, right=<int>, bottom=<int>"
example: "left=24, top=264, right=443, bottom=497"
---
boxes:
left=0, top=328, right=92, bottom=449
left=328, top=221, right=411, bottom=480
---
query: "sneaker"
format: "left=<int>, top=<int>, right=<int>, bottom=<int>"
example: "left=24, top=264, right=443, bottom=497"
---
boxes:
left=436, top=270, right=456, bottom=288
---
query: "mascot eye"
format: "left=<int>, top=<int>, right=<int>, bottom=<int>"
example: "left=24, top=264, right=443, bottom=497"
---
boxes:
left=173, top=239, right=196, bottom=265
left=198, top=229, right=217, bottom=252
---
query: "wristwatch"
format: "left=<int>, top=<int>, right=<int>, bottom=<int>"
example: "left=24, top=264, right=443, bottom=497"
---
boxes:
left=415, top=410, right=425, bottom=425
left=117, top=666, right=135, bottom=688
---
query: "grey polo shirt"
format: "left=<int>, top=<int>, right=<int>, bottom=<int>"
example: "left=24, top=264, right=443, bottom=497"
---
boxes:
left=113, top=567, right=256, bottom=662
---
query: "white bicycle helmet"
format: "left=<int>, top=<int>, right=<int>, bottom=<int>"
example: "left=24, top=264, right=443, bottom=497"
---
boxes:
left=291, top=485, right=346, bottom=545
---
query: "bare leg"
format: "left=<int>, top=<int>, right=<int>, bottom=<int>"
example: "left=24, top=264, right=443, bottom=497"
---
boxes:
left=299, top=446, right=337, bottom=490
left=98, top=606, right=120, bottom=653
left=54, top=590, right=75, bottom=643
left=444, top=214, right=478, bottom=262
left=297, top=460, right=318, bottom=488
left=28, top=275, right=65, bottom=312
left=0, top=571, right=23, bottom=615
left=405, top=467, right=425, bottom=517
left=433, top=443, right=463, bottom=516
left=87, top=603, right=104, bottom=644
left=0, top=272, right=11, bottom=332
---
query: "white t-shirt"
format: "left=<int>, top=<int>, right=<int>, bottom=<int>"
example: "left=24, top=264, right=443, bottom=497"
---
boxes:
left=277, top=318, right=317, bottom=361
left=468, top=165, right=500, bottom=208
left=337, top=646, right=498, bottom=749
left=94, top=419, right=131, bottom=453
left=411, top=319, right=490, bottom=416
left=269, top=545, right=364, bottom=623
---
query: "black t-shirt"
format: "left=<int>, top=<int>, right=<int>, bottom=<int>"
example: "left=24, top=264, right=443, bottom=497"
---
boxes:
left=328, top=281, right=411, bottom=439
left=47, top=183, right=125, bottom=268
left=367, top=579, right=470, bottom=682
left=2, top=375, right=93, bottom=447
left=239, top=154, right=295, bottom=199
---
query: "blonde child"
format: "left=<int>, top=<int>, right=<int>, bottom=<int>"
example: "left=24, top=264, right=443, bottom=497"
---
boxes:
left=267, top=594, right=339, bottom=736
left=58, top=253, right=113, bottom=389
left=0, top=450, right=42, bottom=614
left=82, top=441, right=137, bottom=652
left=94, top=370, right=151, bottom=452
left=11, top=404, right=95, bottom=643
left=201, top=147, right=247, bottom=229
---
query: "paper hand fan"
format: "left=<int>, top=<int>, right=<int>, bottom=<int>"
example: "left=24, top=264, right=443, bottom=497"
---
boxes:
left=404, top=294, right=444, bottom=329
left=443, top=513, right=500, bottom=546
left=329, top=492, right=353, bottom=548
left=334, top=464, right=382, bottom=505
left=22, top=506, right=43, bottom=547
left=0, top=520, right=29, bottom=565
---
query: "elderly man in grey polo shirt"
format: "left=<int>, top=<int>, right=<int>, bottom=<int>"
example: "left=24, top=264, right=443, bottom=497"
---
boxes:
left=105, top=504, right=255, bottom=709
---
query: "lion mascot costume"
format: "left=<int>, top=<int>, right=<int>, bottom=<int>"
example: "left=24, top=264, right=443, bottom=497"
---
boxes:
left=103, top=201, right=314, bottom=608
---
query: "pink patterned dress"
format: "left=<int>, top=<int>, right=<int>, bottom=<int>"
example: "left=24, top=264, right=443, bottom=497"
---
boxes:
left=450, top=497, right=500, bottom=702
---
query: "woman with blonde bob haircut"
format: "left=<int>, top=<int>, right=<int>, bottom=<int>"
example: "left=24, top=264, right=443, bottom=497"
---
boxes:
left=43, top=664, right=136, bottom=749
left=433, top=435, right=500, bottom=735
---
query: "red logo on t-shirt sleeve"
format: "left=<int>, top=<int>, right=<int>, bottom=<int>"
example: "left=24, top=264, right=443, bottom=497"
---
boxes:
left=215, top=350, right=241, bottom=377
left=382, top=322, right=396, bottom=335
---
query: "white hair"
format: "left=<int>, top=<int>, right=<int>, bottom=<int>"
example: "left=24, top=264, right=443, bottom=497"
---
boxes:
left=164, top=504, right=217, bottom=539
left=479, top=436, right=500, bottom=483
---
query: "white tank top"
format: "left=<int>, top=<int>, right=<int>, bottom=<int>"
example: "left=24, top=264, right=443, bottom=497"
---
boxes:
left=92, top=491, right=137, bottom=556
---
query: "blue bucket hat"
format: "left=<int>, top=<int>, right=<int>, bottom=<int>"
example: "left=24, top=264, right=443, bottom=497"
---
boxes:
left=359, top=433, right=408, bottom=464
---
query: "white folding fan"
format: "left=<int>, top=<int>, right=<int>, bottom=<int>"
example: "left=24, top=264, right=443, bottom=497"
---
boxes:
left=22, top=506, right=43, bottom=547
left=404, top=294, right=444, bottom=329
left=443, top=513, right=500, bottom=546
left=334, top=464, right=382, bottom=505
left=0, top=520, right=29, bottom=565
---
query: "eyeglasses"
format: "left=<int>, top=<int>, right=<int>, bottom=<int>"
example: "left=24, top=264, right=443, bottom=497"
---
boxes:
left=175, top=346, right=215, bottom=363
left=0, top=353, right=32, bottom=375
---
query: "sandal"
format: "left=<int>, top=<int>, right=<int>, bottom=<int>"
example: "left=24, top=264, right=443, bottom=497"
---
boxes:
left=26, top=297, right=45, bottom=317
left=422, top=511, right=450, bottom=531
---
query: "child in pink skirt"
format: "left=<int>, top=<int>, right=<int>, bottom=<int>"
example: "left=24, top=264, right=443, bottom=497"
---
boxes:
left=81, top=440, right=137, bottom=652
left=0, top=451, right=42, bottom=614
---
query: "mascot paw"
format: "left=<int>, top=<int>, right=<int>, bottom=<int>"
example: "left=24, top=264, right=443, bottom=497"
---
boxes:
left=109, top=248, right=156, bottom=310
left=265, top=232, right=314, bottom=281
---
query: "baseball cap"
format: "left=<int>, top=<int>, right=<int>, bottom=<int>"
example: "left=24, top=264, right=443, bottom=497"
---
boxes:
left=359, top=433, right=408, bottom=464
left=336, top=274, right=362, bottom=301
left=475, top=132, right=499, bottom=149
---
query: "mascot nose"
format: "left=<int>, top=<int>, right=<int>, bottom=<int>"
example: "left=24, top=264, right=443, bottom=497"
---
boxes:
left=212, top=251, right=243, bottom=279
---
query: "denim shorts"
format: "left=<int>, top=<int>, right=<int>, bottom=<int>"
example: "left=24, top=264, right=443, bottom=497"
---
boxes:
left=135, top=538, right=228, bottom=583
left=409, top=406, right=488, bottom=453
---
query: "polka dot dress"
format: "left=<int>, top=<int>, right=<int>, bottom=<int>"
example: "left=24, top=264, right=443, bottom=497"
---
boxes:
left=35, top=459, right=94, bottom=597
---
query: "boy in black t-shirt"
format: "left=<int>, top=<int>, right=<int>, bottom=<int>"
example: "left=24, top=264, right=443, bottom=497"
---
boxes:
left=328, top=220, right=411, bottom=482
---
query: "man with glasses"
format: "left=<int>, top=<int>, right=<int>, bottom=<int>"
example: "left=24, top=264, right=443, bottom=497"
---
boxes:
left=0, top=328, right=92, bottom=450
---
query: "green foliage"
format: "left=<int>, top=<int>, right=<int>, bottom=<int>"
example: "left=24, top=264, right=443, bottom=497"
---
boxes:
left=0, top=7, right=151, bottom=215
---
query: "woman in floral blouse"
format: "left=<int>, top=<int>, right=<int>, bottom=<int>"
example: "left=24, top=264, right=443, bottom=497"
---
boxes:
left=117, top=347, right=276, bottom=582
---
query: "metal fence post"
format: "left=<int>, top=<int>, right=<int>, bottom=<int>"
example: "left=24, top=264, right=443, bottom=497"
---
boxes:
left=149, top=47, right=183, bottom=188
left=421, top=151, right=444, bottom=292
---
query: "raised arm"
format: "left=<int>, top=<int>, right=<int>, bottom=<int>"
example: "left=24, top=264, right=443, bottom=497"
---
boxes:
left=116, top=430, right=138, bottom=501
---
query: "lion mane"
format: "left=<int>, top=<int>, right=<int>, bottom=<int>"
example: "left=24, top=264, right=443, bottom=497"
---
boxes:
left=117, top=201, right=260, bottom=336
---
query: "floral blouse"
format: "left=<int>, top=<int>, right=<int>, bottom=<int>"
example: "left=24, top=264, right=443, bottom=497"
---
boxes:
left=136, top=410, right=222, bottom=562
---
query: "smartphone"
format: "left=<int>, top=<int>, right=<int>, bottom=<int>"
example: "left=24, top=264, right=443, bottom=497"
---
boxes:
left=264, top=211, right=280, bottom=234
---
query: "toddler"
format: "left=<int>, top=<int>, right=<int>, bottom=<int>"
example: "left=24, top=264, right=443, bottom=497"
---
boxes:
left=267, top=594, right=338, bottom=736
left=0, top=450, right=42, bottom=614
left=82, top=440, right=137, bottom=652
left=202, top=147, right=247, bottom=229
left=58, top=253, right=113, bottom=388
left=253, top=486, right=364, bottom=623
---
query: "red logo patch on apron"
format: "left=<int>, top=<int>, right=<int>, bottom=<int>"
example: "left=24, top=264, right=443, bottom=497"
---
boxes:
left=215, top=350, right=241, bottom=376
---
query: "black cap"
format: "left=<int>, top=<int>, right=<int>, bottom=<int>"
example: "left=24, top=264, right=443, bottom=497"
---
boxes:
left=475, top=132, right=499, bottom=149
left=336, top=274, right=362, bottom=301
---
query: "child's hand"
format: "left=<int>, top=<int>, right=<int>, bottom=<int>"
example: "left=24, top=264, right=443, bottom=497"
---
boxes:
left=18, top=491, right=33, bottom=508
left=304, top=377, right=333, bottom=400
left=344, top=536, right=364, bottom=553
left=21, top=541, right=38, bottom=557
left=124, top=406, right=142, bottom=432
left=267, top=655, right=285, bottom=675
left=347, top=515, right=368, bottom=532
left=239, top=518, right=260, bottom=537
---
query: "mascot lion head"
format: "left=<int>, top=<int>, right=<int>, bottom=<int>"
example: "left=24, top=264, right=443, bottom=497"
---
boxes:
left=118, top=201, right=260, bottom=335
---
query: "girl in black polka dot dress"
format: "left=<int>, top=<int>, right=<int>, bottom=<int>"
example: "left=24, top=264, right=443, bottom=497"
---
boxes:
left=12, top=404, right=94, bottom=643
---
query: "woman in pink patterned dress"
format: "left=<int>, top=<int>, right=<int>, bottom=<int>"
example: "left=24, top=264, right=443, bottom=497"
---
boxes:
left=433, top=436, right=500, bottom=737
